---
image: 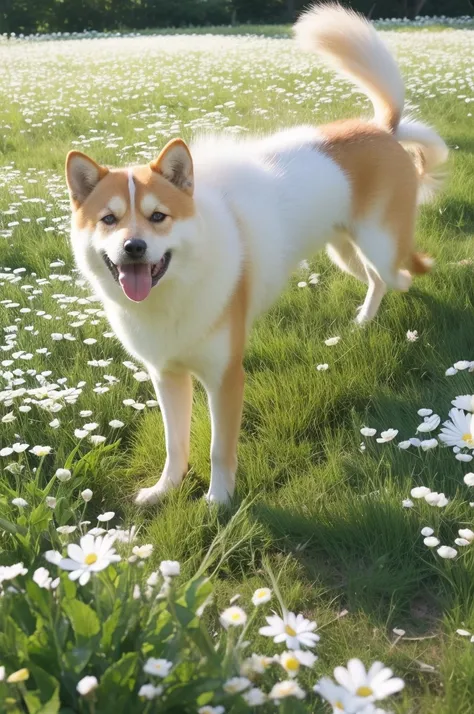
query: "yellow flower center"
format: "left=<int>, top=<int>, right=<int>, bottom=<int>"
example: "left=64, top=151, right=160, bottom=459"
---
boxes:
left=356, top=686, right=373, bottom=697
left=231, top=613, right=241, bottom=621
left=285, top=625, right=297, bottom=636
left=285, top=657, right=300, bottom=671
left=462, top=433, right=474, bottom=445
left=85, top=553, right=98, bottom=565
left=335, top=702, right=344, bottom=711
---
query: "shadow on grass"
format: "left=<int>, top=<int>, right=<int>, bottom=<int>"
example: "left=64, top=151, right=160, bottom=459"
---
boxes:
left=251, top=499, right=450, bottom=634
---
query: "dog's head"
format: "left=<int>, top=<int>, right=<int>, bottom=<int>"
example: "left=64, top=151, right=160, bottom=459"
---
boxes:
left=66, top=139, right=196, bottom=303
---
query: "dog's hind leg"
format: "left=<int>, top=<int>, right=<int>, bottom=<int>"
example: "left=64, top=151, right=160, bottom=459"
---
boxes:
left=135, top=369, right=193, bottom=506
left=327, top=231, right=387, bottom=323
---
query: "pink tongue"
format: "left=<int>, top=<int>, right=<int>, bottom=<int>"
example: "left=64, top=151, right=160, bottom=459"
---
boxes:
left=118, top=264, right=152, bottom=302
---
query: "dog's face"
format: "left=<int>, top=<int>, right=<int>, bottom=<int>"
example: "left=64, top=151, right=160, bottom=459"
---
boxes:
left=65, top=139, right=196, bottom=303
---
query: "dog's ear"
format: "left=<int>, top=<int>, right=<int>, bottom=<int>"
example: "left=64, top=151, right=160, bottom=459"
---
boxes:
left=150, top=139, right=193, bottom=195
left=66, top=151, right=109, bottom=207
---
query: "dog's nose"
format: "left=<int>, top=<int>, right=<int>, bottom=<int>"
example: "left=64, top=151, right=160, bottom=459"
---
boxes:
left=124, top=238, right=147, bottom=260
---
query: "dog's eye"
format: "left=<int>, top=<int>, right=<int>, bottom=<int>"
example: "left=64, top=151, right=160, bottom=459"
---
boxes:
left=149, top=211, right=166, bottom=223
left=101, top=214, right=117, bottom=226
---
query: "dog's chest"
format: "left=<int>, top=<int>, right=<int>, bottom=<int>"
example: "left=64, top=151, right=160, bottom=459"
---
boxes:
left=104, top=296, right=218, bottom=375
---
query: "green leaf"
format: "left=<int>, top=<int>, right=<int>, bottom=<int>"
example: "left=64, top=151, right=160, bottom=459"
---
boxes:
left=173, top=602, right=197, bottom=629
left=62, top=599, right=100, bottom=639
left=98, top=651, right=138, bottom=698
left=26, top=581, right=53, bottom=620
left=180, top=576, right=213, bottom=613
left=24, top=691, right=42, bottom=714
left=37, top=688, right=60, bottom=714
left=29, top=503, right=52, bottom=530
left=29, top=664, right=59, bottom=703
left=60, top=573, right=76, bottom=600
left=0, top=516, right=27, bottom=536
left=101, top=606, right=121, bottom=652
left=63, top=643, right=96, bottom=674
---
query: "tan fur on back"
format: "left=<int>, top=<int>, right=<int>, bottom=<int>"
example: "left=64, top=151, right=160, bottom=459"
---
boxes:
left=320, top=120, right=418, bottom=270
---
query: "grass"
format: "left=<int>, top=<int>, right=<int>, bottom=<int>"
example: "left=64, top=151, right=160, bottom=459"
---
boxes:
left=1, top=26, right=474, bottom=713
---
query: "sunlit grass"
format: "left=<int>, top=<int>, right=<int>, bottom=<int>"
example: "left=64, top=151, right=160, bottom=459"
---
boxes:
left=0, top=27, right=474, bottom=712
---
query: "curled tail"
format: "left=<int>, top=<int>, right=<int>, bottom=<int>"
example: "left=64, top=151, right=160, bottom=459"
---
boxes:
left=395, top=119, right=449, bottom=203
left=294, top=3, right=448, bottom=201
left=294, top=3, right=404, bottom=133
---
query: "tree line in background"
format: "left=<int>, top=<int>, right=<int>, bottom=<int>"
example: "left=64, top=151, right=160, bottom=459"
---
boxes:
left=1, top=0, right=472, bottom=35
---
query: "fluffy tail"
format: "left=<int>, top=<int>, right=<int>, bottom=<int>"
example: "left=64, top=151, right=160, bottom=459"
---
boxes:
left=395, top=119, right=449, bottom=203
left=294, top=3, right=404, bottom=132
left=294, top=3, right=448, bottom=201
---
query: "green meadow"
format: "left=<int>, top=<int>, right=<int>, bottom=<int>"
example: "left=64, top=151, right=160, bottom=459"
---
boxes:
left=0, top=25, right=474, bottom=713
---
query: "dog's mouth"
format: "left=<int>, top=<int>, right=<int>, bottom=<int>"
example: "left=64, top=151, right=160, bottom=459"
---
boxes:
left=102, top=251, right=172, bottom=302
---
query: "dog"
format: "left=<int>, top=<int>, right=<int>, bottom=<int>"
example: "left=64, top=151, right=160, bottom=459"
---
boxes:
left=65, top=3, right=448, bottom=506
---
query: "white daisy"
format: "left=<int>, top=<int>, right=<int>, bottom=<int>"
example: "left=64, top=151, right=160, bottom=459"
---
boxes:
left=55, top=468, right=72, bottom=482
left=424, top=491, right=449, bottom=507
left=421, top=439, right=438, bottom=451
left=76, top=676, right=98, bottom=696
left=418, top=408, right=433, bottom=417
left=360, top=427, right=376, bottom=437
left=417, top=414, right=440, bottom=432
left=376, top=429, right=398, bottom=443
left=138, top=684, right=163, bottom=700
left=325, top=336, right=340, bottom=346
left=279, top=650, right=317, bottom=677
left=439, top=408, right=474, bottom=449
left=424, top=537, right=440, bottom=547
left=406, top=330, right=418, bottom=342
left=132, top=544, right=153, bottom=559
left=220, top=606, right=247, bottom=628
left=223, top=677, right=251, bottom=694
left=252, top=587, right=272, bottom=606
left=464, top=473, right=474, bottom=486
left=411, top=486, right=431, bottom=499
left=159, top=560, right=180, bottom=577
left=240, top=654, right=273, bottom=676
left=97, top=511, right=115, bottom=522
left=334, top=659, right=404, bottom=701
left=198, top=707, right=224, bottom=714
left=269, top=680, right=305, bottom=701
left=456, top=453, right=473, bottom=462
left=81, top=489, right=93, bottom=502
left=315, top=677, right=368, bottom=713
left=437, top=546, right=457, bottom=559
left=452, top=395, right=474, bottom=412
left=243, top=688, right=266, bottom=706
left=259, top=611, right=319, bottom=649
left=58, top=533, right=120, bottom=585
left=458, top=528, right=474, bottom=543
left=143, top=658, right=173, bottom=678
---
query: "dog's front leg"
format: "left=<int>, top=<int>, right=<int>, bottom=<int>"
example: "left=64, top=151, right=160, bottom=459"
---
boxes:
left=203, top=358, right=245, bottom=505
left=135, top=369, right=193, bottom=506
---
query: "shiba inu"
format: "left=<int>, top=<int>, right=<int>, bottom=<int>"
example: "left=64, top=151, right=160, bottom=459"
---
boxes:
left=65, top=4, right=447, bottom=505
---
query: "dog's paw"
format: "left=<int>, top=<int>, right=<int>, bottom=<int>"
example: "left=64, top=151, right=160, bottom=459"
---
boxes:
left=205, top=486, right=232, bottom=506
left=135, top=485, right=167, bottom=507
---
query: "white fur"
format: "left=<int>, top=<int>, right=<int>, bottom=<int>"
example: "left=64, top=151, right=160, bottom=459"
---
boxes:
left=294, top=3, right=404, bottom=130
left=127, top=169, right=136, bottom=228
left=108, top=196, right=126, bottom=217
left=70, top=5, right=447, bottom=505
